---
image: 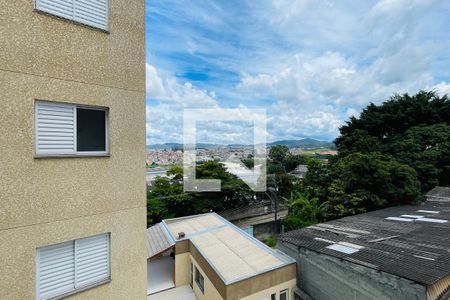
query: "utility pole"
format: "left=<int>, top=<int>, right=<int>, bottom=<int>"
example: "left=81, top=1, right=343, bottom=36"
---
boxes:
left=266, top=174, right=280, bottom=233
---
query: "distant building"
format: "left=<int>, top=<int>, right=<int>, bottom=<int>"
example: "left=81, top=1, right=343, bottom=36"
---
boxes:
left=290, top=164, right=308, bottom=179
left=277, top=202, right=450, bottom=300
left=219, top=201, right=288, bottom=240
left=147, top=213, right=296, bottom=300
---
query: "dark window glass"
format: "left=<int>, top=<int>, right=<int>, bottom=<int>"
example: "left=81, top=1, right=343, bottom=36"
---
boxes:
left=189, top=262, right=193, bottom=287
left=271, top=293, right=276, bottom=300
left=77, top=108, right=106, bottom=152
left=195, top=267, right=204, bottom=293
left=280, top=289, right=288, bottom=300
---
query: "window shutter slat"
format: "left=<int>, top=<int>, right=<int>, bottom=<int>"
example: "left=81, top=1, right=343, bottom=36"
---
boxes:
left=36, top=101, right=76, bottom=155
left=37, top=241, right=75, bottom=299
left=35, top=0, right=74, bottom=20
left=74, top=0, right=108, bottom=30
left=75, top=234, right=110, bottom=287
left=35, top=0, right=108, bottom=30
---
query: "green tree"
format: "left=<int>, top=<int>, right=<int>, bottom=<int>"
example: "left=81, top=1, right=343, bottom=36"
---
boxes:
left=283, top=154, right=308, bottom=172
left=147, top=162, right=255, bottom=226
left=336, top=91, right=450, bottom=190
left=300, top=159, right=330, bottom=200
left=389, top=123, right=450, bottom=190
left=269, top=145, right=289, bottom=162
left=326, top=152, right=422, bottom=218
left=284, top=194, right=328, bottom=230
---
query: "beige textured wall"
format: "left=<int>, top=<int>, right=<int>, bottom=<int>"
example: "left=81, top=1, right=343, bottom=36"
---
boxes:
left=175, top=253, right=190, bottom=287
left=0, top=0, right=146, bottom=299
left=240, top=279, right=296, bottom=300
left=0, top=0, right=145, bottom=92
left=190, top=255, right=224, bottom=300
left=0, top=207, right=147, bottom=300
left=0, top=69, right=145, bottom=230
left=227, top=263, right=296, bottom=300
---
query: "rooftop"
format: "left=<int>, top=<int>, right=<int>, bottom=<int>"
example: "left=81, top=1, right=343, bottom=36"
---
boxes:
left=278, top=201, right=450, bottom=286
left=146, top=223, right=174, bottom=258
left=161, top=213, right=295, bottom=284
left=427, top=186, right=450, bottom=202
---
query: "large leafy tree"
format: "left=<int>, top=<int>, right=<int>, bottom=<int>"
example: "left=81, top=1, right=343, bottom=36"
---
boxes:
left=267, top=145, right=310, bottom=197
left=336, top=91, right=450, bottom=190
left=326, top=152, right=422, bottom=218
left=147, top=162, right=254, bottom=226
left=147, top=166, right=193, bottom=225
left=298, top=153, right=422, bottom=220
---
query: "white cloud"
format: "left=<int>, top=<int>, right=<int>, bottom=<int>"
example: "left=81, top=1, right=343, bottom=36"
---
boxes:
left=430, top=82, right=450, bottom=96
left=147, top=0, right=450, bottom=143
left=146, top=64, right=222, bottom=144
left=146, top=64, right=165, bottom=99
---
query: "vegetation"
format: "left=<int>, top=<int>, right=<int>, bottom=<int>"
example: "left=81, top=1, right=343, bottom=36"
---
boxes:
left=263, top=236, right=277, bottom=248
left=147, top=91, right=450, bottom=233
left=298, top=153, right=422, bottom=220
left=285, top=91, right=449, bottom=229
left=336, top=91, right=450, bottom=190
left=147, top=161, right=255, bottom=226
left=284, top=194, right=328, bottom=230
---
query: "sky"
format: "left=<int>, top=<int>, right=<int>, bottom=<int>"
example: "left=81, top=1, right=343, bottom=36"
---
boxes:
left=146, top=0, right=450, bottom=145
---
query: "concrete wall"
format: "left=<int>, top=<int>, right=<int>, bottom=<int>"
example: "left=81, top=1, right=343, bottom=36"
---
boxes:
left=227, top=264, right=296, bottom=300
left=190, top=255, right=224, bottom=300
left=0, top=207, right=146, bottom=300
left=253, top=220, right=280, bottom=240
left=0, top=0, right=144, bottom=91
left=174, top=253, right=190, bottom=287
left=240, top=279, right=296, bottom=300
left=0, top=0, right=146, bottom=299
left=277, top=243, right=427, bottom=300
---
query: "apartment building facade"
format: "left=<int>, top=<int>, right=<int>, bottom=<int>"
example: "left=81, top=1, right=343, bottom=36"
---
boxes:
left=0, top=1, right=146, bottom=299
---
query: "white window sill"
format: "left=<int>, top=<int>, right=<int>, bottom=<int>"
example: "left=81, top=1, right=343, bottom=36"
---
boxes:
left=33, top=9, right=110, bottom=33
left=34, top=153, right=110, bottom=159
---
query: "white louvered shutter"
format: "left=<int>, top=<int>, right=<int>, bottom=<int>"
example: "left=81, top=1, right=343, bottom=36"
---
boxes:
left=35, top=0, right=109, bottom=31
left=35, top=101, right=76, bottom=156
left=35, top=0, right=75, bottom=20
left=37, top=241, right=75, bottom=300
left=75, top=234, right=110, bottom=287
left=74, top=0, right=109, bottom=31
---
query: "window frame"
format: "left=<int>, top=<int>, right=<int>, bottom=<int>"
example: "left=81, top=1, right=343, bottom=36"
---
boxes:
left=280, top=289, right=289, bottom=300
left=34, top=0, right=110, bottom=32
left=189, top=261, right=193, bottom=287
left=35, top=233, right=111, bottom=300
left=35, top=100, right=110, bottom=158
left=194, top=266, right=205, bottom=293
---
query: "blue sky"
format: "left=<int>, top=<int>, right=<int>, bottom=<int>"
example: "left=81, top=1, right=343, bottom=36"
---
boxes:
left=146, top=0, right=450, bottom=145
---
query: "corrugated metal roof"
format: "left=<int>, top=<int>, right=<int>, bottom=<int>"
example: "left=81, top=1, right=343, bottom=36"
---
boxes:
left=427, top=186, right=450, bottom=202
left=278, top=201, right=450, bottom=286
left=146, top=223, right=175, bottom=258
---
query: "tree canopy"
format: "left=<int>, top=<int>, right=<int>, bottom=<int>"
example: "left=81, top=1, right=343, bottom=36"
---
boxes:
left=147, top=161, right=255, bottom=226
left=336, top=91, right=450, bottom=190
left=286, top=91, right=446, bottom=230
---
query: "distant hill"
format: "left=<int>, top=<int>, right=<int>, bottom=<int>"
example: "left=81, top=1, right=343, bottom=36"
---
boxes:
left=267, top=138, right=334, bottom=149
left=147, top=138, right=334, bottom=150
